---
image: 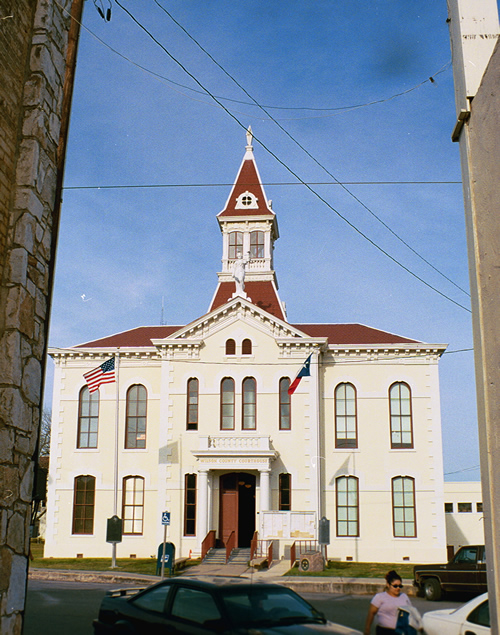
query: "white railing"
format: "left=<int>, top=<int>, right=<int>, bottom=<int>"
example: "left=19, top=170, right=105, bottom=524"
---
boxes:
left=224, top=258, right=269, bottom=272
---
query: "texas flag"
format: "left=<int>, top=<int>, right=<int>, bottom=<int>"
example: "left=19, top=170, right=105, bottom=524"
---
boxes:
left=288, top=354, right=312, bottom=395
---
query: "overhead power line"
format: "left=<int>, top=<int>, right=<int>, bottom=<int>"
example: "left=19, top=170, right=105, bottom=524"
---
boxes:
left=153, top=0, right=469, bottom=300
left=106, top=1, right=474, bottom=313
left=62, top=179, right=462, bottom=190
left=62, top=0, right=452, bottom=121
left=56, top=0, right=470, bottom=313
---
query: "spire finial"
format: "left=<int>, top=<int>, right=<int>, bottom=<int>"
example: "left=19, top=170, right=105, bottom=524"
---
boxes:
left=246, top=126, right=253, bottom=150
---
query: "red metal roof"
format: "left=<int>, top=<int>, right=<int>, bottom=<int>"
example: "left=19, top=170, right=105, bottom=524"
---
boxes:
left=74, top=321, right=419, bottom=349
left=75, top=326, right=181, bottom=348
left=210, top=281, right=285, bottom=320
left=218, top=157, right=273, bottom=217
left=291, top=323, right=420, bottom=345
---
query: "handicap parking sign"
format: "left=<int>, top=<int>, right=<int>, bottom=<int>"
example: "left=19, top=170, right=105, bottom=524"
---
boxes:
left=162, top=511, right=170, bottom=525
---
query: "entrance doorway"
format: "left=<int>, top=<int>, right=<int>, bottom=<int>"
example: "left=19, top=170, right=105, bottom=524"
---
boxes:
left=219, top=472, right=256, bottom=548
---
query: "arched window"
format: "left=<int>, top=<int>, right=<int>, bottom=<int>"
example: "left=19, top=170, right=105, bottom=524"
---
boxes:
left=122, top=476, right=144, bottom=535
left=77, top=386, right=99, bottom=448
left=72, top=475, right=95, bottom=534
left=187, top=378, right=199, bottom=430
left=225, top=338, right=236, bottom=355
left=335, top=383, right=357, bottom=448
left=184, top=473, right=197, bottom=536
left=242, top=377, right=256, bottom=430
left=250, top=230, right=264, bottom=258
left=221, top=378, right=235, bottom=430
left=336, top=476, right=359, bottom=537
left=228, top=231, right=243, bottom=259
left=242, top=338, right=252, bottom=355
left=279, top=378, right=291, bottom=430
left=279, top=473, right=291, bottom=510
left=389, top=382, right=413, bottom=448
left=392, top=476, right=416, bottom=537
left=125, top=384, right=147, bottom=449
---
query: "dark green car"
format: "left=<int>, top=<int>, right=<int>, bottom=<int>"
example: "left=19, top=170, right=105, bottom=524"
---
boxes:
left=93, top=575, right=362, bottom=634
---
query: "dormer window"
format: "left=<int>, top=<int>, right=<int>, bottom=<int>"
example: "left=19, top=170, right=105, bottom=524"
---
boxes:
left=235, top=191, right=258, bottom=209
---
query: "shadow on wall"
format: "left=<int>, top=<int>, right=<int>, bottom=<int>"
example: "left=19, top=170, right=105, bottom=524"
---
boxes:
left=159, top=442, right=179, bottom=464
left=445, top=514, right=480, bottom=551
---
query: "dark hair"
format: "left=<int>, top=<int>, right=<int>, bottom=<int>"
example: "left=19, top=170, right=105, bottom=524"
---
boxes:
left=385, top=570, right=402, bottom=585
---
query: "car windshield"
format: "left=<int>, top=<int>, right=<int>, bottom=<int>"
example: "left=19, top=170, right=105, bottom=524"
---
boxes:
left=221, top=587, right=325, bottom=627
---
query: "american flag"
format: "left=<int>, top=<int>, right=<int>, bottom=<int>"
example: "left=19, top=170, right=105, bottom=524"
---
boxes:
left=83, top=357, right=116, bottom=393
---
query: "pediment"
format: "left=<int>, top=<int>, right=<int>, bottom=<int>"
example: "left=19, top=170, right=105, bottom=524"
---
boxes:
left=151, top=296, right=315, bottom=349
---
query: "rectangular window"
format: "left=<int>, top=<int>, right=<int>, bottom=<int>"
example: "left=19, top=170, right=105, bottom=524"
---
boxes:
left=458, top=502, right=472, bottom=513
left=477, top=502, right=483, bottom=513
left=335, top=383, right=357, bottom=448
left=336, top=476, right=359, bottom=537
left=77, top=387, right=99, bottom=448
left=389, top=383, right=413, bottom=449
left=125, top=384, right=147, bottom=449
left=72, top=475, right=96, bottom=534
left=250, top=231, right=264, bottom=258
left=279, top=378, right=291, bottom=430
left=444, top=502, right=453, bottom=513
left=242, top=377, right=256, bottom=430
left=392, top=476, right=416, bottom=537
left=228, top=232, right=243, bottom=259
left=184, top=473, right=196, bottom=536
left=187, top=378, right=199, bottom=430
left=221, top=378, right=235, bottom=430
left=122, top=476, right=145, bottom=535
left=279, top=473, right=291, bottom=510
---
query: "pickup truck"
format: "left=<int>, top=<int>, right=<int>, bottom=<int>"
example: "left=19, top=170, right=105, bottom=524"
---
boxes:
left=413, top=545, right=487, bottom=601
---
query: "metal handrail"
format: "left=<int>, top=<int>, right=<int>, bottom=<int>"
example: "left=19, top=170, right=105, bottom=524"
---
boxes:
left=250, top=531, right=258, bottom=561
left=290, top=540, right=327, bottom=566
left=201, top=530, right=216, bottom=561
left=226, top=531, right=236, bottom=563
left=267, top=540, right=275, bottom=565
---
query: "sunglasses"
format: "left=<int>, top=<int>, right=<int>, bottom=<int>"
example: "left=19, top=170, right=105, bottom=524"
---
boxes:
left=391, top=584, right=403, bottom=588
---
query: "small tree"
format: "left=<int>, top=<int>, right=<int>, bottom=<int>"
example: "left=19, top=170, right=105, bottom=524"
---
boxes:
left=39, top=408, right=51, bottom=457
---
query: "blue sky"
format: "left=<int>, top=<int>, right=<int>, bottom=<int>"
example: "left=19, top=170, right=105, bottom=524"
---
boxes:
left=47, top=0, right=498, bottom=481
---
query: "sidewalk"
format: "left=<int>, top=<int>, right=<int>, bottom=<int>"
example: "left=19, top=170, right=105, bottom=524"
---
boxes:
left=28, top=560, right=416, bottom=596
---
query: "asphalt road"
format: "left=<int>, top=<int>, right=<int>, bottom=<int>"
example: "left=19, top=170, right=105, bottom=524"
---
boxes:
left=24, top=579, right=463, bottom=634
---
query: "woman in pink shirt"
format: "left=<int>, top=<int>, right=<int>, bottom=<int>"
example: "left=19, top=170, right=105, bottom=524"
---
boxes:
left=364, top=570, right=412, bottom=634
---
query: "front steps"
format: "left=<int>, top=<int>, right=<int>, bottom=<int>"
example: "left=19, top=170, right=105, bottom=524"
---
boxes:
left=203, top=547, right=251, bottom=566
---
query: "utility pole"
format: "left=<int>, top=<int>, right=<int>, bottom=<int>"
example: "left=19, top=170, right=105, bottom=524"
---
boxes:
left=447, top=0, right=500, bottom=629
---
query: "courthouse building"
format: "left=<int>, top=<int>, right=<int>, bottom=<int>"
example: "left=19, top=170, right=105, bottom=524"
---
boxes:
left=44, top=133, right=448, bottom=563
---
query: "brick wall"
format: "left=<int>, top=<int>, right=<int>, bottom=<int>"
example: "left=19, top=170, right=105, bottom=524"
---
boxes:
left=0, top=1, right=75, bottom=633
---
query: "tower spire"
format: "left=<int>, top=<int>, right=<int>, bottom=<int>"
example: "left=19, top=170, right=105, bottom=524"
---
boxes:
left=209, top=131, right=286, bottom=320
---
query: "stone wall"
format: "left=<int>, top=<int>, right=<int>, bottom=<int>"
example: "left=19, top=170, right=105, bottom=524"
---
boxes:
left=0, top=1, right=74, bottom=633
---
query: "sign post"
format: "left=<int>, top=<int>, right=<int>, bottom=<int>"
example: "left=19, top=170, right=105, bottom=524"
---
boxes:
left=106, top=515, right=123, bottom=569
left=160, top=511, right=170, bottom=579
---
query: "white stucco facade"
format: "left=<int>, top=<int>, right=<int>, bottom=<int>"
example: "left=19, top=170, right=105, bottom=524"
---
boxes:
left=444, top=481, right=485, bottom=554
left=44, top=137, right=449, bottom=564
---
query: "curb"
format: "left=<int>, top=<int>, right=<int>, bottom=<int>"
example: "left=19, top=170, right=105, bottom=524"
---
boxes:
left=28, top=568, right=416, bottom=596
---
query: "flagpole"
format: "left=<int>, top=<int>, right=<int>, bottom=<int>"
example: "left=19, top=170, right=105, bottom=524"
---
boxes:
left=111, top=349, right=120, bottom=568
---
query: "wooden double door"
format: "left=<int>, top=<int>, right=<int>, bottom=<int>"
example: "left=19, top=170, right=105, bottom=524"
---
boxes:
left=219, top=472, right=256, bottom=548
